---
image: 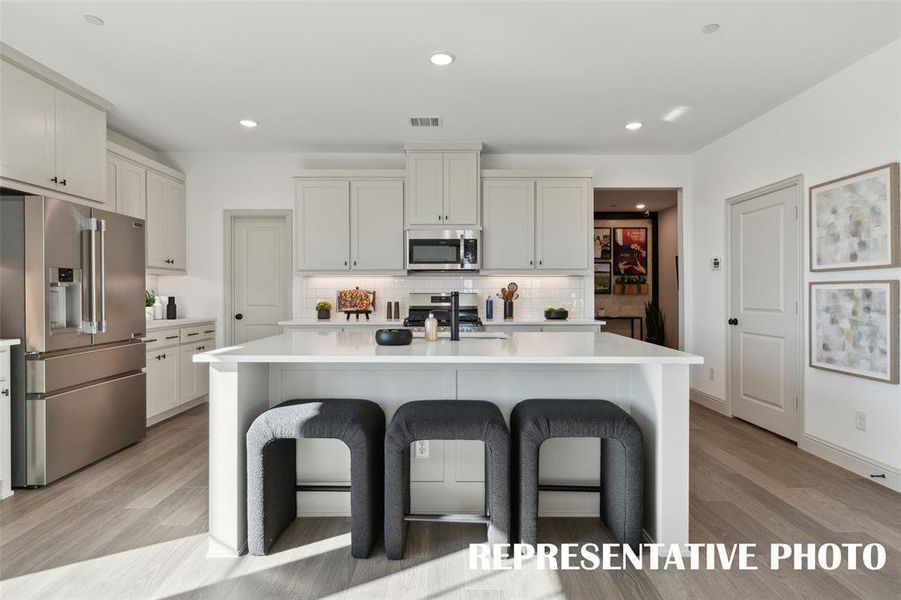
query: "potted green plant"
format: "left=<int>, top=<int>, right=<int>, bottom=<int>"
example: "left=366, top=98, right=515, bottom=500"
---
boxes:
left=144, top=290, right=155, bottom=321
left=645, top=300, right=666, bottom=346
left=315, top=301, right=333, bottom=320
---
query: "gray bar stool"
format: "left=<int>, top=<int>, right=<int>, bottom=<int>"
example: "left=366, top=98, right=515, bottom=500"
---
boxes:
left=511, top=398, right=644, bottom=548
left=246, top=398, right=385, bottom=558
left=384, top=400, right=511, bottom=560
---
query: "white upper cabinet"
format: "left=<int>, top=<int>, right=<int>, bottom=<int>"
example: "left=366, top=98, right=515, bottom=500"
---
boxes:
left=0, top=62, right=107, bottom=203
left=535, top=178, right=590, bottom=270
left=107, top=152, right=147, bottom=219
left=405, top=146, right=480, bottom=226
left=54, top=90, right=106, bottom=202
left=482, top=179, right=535, bottom=270
left=351, top=179, right=404, bottom=270
left=146, top=170, right=186, bottom=272
left=295, top=179, right=351, bottom=270
left=0, top=62, right=55, bottom=189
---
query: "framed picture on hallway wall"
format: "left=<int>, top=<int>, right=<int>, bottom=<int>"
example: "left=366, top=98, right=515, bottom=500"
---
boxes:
left=594, top=262, right=612, bottom=294
left=809, top=162, right=900, bottom=271
left=809, top=280, right=899, bottom=384
left=594, top=227, right=612, bottom=260
left=613, top=227, right=648, bottom=276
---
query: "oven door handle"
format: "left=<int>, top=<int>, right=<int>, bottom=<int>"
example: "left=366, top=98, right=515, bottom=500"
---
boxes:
left=459, top=234, right=465, bottom=269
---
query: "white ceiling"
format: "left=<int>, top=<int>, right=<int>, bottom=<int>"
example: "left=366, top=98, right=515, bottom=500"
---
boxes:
left=1, top=1, right=898, bottom=155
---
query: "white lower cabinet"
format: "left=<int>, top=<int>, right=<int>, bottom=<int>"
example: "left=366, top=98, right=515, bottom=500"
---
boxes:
left=145, top=323, right=214, bottom=425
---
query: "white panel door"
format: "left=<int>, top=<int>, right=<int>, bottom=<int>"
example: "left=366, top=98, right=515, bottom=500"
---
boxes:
left=443, top=152, right=479, bottom=225
left=729, top=184, right=800, bottom=440
left=482, top=179, right=535, bottom=270
left=232, top=215, right=291, bottom=344
left=295, top=180, right=350, bottom=270
left=0, top=62, right=56, bottom=188
left=350, top=179, right=404, bottom=270
left=406, top=152, right=444, bottom=225
left=54, top=89, right=107, bottom=202
left=535, top=179, right=589, bottom=270
left=119, top=159, right=146, bottom=219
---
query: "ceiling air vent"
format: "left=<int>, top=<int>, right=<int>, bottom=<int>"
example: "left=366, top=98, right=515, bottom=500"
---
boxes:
left=409, top=116, right=442, bottom=127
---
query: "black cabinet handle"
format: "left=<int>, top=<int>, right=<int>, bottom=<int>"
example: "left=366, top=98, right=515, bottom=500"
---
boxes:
left=353, top=260, right=357, bottom=266
left=235, top=313, right=244, bottom=320
left=165, top=335, right=179, bottom=340
left=728, top=318, right=738, bottom=326
left=187, top=332, right=199, bottom=337
left=1, top=388, right=8, bottom=397
left=59, top=179, right=67, bottom=186
left=529, top=260, right=533, bottom=265
left=50, top=176, right=58, bottom=183
left=344, top=261, right=348, bottom=266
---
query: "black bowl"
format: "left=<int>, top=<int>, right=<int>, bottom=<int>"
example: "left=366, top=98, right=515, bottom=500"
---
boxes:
left=375, top=328, right=413, bottom=346
left=544, top=309, right=569, bottom=320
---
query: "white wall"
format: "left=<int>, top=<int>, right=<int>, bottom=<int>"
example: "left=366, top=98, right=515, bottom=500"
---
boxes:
left=155, top=151, right=690, bottom=343
left=689, top=39, right=901, bottom=485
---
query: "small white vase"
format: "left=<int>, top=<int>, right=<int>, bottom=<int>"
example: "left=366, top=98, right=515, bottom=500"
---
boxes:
left=145, top=306, right=154, bottom=321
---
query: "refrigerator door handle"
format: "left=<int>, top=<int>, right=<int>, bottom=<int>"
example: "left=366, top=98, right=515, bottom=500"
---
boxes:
left=81, top=218, right=99, bottom=334
left=98, top=218, right=107, bottom=333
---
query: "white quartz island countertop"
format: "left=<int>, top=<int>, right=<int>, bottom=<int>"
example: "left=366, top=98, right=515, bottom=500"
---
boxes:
left=0, top=339, right=20, bottom=349
left=146, top=317, right=216, bottom=330
left=278, top=317, right=605, bottom=328
left=196, top=330, right=702, bottom=365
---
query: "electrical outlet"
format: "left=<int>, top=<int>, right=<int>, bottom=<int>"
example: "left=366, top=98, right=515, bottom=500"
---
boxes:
left=854, top=410, right=867, bottom=432
left=708, top=368, right=715, bottom=382
left=414, top=440, right=429, bottom=459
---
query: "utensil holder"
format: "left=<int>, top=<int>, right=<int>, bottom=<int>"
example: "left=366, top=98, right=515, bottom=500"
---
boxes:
left=504, top=300, right=514, bottom=320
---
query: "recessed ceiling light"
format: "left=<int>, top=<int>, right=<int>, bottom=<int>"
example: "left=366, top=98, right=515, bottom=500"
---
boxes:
left=702, top=23, right=720, bottom=34
left=662, top=105, right=690, bottom=122
left=83, top=15, right=104, bottom=26
left=624, top=122, right=643, bottom=131
left=635, top=204, right=646, bottom=210
left=239, top=119, right=259, bottom=128
left=429, top=51, right=455, bottom=66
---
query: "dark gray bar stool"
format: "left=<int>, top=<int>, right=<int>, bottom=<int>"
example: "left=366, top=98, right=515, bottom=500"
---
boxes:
left=511, top=398, right=644, bottom=548
left=246, top=398, right=385, bottom=558
left=384, top=400, right=511, bottom=560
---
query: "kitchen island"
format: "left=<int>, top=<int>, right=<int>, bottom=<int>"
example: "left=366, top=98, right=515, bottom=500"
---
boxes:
left=196, top=330, right=702, bottom=557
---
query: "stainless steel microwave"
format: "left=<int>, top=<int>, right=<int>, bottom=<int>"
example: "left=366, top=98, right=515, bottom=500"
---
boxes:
left=406, top=229, right=480, bottom=271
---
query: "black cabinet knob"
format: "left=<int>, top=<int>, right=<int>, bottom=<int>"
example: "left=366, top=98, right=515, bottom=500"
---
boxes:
left=235, top=313, right=244, bottom=320
left=728, top=318, right=739, bottom=326
left=50, top=176, right=58, bottom=183
left=59, top=179, right=67, bottom=186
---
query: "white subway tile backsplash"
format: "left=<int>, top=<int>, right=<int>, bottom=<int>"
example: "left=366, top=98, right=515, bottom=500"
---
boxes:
left=294, top=274, right=586, bottom=320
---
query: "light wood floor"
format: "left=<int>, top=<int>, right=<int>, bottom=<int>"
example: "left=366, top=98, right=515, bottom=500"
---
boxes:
left=1, top=403, right=899, bottom=600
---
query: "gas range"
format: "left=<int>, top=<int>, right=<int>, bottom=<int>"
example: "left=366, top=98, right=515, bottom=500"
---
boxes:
left=403, top=292, right=483, bottom=330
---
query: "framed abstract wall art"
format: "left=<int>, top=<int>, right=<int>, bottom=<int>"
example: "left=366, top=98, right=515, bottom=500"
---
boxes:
left=809, top=280, right=899, bottom=384
left=594, top=227, right=612, bottom=260
left=594, top=262, right=611, bottom=294
left=809, top=163, right=899, bottom=271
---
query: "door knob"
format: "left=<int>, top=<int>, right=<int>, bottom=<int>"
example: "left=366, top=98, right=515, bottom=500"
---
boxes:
left=728, top=318, right=738, bottom=326
left=235, top=313, right=244, bottom=320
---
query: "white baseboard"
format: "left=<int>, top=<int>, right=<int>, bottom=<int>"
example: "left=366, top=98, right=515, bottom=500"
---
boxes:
left=800, top=434, right=901, bottom=493
left=147, top=395, right=208, bottom=427
left=689, top=388, right=728, bottom=416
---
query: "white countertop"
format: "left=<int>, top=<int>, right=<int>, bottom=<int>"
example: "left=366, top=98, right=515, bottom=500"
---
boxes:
left=0, top=339, right=20, bottom=349
left=196, top=330, right=702, bottom=365
left=146, top=317, right=216, bottom=330
left=278, top=318, right=604, bottom=327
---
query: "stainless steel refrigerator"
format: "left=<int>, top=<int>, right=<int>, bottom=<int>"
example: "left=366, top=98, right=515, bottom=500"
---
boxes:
left=0, top=192, right=146, bottom=486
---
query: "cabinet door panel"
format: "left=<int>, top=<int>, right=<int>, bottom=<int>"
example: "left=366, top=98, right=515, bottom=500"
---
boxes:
left=482, top=179, right=535, bottom=270
left=145, top=171, right=167, bottom=268
left=0, top=62, right=56, bottom=188
left=351, top=179, right=404, bottom=270
left=179, top=345, right=198, bottom=403
left=164, top=179, right=186, bottom=270
left=443, top=152, right=479, bottom=225
left=295, top=180, right=350, bottom=270
left=536, top=179, right=589, bottom=270
left=406, top=152, right=444, bottom=225
left=106, top=154, right=121, bottom=208
left=119, top=159, right=146, bottom=220
left=146, top=350, right=178, bottom=419
left=55, top=90, right=106, bottom=202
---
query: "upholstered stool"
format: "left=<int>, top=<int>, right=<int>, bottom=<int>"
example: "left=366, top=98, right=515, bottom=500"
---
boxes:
left=246, top=398, right=385, bottom=558
left=384, top=400, right=511, bottom=560
left=511, top=398, right=643, bottom=547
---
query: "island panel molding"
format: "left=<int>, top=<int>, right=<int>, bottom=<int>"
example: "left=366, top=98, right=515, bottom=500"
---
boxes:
left=809, top=162, right=900, bottom=272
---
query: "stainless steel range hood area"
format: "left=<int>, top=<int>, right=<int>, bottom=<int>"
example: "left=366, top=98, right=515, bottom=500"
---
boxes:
left=0, top=192, right=148, bottom=487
